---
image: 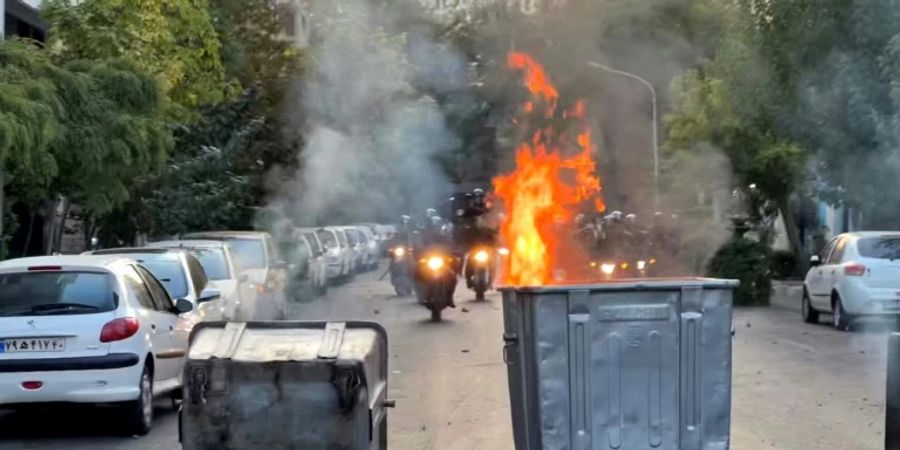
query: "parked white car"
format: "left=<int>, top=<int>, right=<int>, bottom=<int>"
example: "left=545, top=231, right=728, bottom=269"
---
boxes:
left=353, top=226, right=380, bottom=271
left=296, top=230, right=328, bottom=294
left=803, top=231, right=900, bottom=330
left=0, top=255, right=204, bottom=435
left=321, top=227, right=354, bottom=282
left=145, top=240, right=253, bottom=320
left=87, top=248, right=223, bottom=322
left=341, top=227, right=367, bottom=273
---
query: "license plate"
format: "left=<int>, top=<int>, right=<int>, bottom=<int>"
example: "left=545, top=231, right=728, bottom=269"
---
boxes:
left=0, top=338, right=66, bottom=353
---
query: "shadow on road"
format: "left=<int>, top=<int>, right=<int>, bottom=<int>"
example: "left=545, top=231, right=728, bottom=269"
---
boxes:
left=0, top=401, right=177, bottom=440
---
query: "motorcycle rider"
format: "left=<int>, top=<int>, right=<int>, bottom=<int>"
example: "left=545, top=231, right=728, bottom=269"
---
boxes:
left=413, top=213, right=458, bottom=307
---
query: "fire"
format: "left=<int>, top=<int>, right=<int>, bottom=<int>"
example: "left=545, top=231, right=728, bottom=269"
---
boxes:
left=493, top=52, right=605, bottom=286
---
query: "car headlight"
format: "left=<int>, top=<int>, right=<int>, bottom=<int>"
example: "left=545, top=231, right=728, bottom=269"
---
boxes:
left=427, top=256, right=444, bottom=271
left=474, top=250, right=489, bottom=263
left=637, top=260, right=647, bottom=270
left=393, top=247, right=405, bottom=258
left=601, top=263, right=615, bottom=275
left=498, top=247, right=510, bottom=256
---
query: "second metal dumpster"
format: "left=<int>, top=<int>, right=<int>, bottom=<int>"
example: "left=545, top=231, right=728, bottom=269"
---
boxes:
left=180, top=321, right=390, bottom=450
left=502, top=278, right=737, bottom=450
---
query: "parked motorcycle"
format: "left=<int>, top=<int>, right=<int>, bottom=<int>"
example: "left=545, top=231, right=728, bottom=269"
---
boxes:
left=389, top=245, right=413, bottom=296
left=413, top=249, right=457, bottom=322
left=465, top=246, right=494, bottom=300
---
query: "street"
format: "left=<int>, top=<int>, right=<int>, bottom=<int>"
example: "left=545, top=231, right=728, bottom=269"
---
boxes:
left=0, top=269, right=890, bottom=449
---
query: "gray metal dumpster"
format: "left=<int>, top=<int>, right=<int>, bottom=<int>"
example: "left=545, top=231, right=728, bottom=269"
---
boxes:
left=501, top=279, right=737, bottom=450
left=180, top=321, right=390, bottom=450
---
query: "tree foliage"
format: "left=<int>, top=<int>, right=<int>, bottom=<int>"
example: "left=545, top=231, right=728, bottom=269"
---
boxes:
left=0, top=40, right=170, bottom=216
left=44, top=0, right=231, bottom=117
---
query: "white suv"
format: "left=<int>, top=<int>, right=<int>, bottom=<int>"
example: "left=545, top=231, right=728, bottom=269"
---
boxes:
left=0, top=255, right=200, bottom=435
left=803, top=232, right=900, bottom=330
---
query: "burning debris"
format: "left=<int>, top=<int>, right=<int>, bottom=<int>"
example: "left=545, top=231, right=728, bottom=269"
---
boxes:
left=493, top=52, right=605, bottom=286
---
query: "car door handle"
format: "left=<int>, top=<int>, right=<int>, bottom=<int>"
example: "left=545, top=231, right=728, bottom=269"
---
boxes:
left=150, top=324, right=157, bottom=331
left=169, top=325, right=174, bottom=331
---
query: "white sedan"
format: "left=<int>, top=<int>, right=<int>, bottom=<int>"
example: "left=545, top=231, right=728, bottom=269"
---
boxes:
left=803, top=231, right=900, bottom=330
left=0, top=255, right=203, bottom=435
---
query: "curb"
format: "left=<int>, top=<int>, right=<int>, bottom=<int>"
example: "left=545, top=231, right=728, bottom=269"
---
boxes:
left=770, top=281, right=803, bottom=313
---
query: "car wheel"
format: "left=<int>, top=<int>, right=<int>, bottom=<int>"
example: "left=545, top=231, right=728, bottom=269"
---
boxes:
left=802, top=290, right=819, bottom=324
left=832, top=294, right=852, bottom=331
left=122, top=365, right=153, bottom=436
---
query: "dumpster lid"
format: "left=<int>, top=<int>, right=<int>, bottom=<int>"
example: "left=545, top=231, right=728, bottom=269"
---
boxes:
left=498, top=277, right=739, bottom=293
left=187, top=320, right=388, bottom=364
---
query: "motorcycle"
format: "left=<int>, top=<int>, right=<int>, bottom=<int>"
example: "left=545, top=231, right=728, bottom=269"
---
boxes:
left=465, top=246, right=494, bottom=300
left=413, top=249, right=457, bottom=322
left=388, top=245, right=413, bottom=296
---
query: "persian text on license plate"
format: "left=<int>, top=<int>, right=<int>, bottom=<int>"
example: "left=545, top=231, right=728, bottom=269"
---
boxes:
left=0, top=338, right=66, bottom=353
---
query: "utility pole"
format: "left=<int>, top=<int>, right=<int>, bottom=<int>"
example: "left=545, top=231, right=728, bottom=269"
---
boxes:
left=587, top=61, right=659, bottom=210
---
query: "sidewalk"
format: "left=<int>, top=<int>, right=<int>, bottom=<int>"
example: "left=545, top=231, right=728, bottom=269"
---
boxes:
left=770, top=280, right=803, bottom=312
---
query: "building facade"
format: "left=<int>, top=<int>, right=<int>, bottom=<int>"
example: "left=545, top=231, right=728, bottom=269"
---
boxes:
left=2, top=0, right=44, bottom=40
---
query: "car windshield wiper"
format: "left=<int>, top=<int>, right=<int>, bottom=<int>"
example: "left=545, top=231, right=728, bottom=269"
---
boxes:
left=30, top=303, right=101, bottom=314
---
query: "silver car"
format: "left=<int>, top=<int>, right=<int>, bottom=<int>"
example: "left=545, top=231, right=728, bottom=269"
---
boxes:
left=317, top=227, right=352, bottom=282
left=145, top=240, right=253, bottom=321
left=298, top=229, right=328, bottom=294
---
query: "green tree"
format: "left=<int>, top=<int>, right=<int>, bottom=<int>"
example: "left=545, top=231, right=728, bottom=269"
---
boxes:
left=44, top=0, right=231, bottom=116
left=0, top=40, right=170, bottom=253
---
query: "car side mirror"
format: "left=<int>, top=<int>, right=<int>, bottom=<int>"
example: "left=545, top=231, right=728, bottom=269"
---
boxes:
left=809, top=255, right=821, bottom=267
left=198, top=287, right=222, bottom=304
left=175, top=298, right=194, bottom=314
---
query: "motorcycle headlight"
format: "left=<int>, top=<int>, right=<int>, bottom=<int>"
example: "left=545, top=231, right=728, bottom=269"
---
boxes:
left=474, top=250, right=489, bottom=263
left=637, top=260, right=647, bottom=270
left=497, top=247, right=510, bottom=256
left=427, top=256, right=444, bottom=271
left=393, top=247, right=405, bottom=258
left=600, top=263, right=615, bottom=275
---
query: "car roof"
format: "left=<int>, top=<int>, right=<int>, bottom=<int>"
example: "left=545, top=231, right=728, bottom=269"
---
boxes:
left=183, top=231, right=270, bottom=239
left=148, top=240, right=229, bottom=249
left=839, top=231, right=900, bottom=239
left=89, top=248, right=187, bottom=261
left=0, top=255, right=129, bottom=271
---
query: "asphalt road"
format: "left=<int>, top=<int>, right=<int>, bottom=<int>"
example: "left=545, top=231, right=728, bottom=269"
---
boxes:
left=0, top=268, right=891, bottom=449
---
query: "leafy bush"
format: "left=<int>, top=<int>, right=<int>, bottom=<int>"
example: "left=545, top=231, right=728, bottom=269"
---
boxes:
left=769, top=250, right=797, bottom=280
left=707, top=237, right=771, bottom=306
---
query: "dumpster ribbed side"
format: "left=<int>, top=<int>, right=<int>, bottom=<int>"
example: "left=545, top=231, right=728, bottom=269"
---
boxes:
left=501, top=280, right=735, bottom=450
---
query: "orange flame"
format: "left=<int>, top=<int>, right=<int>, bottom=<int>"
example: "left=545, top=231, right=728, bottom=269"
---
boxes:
left=493, top=52, right=605, bottom=286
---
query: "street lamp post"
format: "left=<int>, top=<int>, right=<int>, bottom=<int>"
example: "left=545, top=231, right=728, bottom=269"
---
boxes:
left=587, top=61, right=659, bottom=210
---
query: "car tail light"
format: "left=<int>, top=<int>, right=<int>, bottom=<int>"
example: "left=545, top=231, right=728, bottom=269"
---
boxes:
left=100, top=317, right=140, bottom=342
left=845, top=263, right=867, bottom=276
left=21, top=381, right=43, bottom=390
left=27, top=266, right=62, bottom=271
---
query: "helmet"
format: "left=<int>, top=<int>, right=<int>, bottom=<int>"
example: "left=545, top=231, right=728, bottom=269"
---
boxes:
left=425, top=208, right=438, bottom=218
left=400, top=215, right=411, bottom=225
left=625, top=213, right=637, bottom=224
left=473, top=188, right=485, bottom=197
left=430, top=216, right=443, bottom=228
left=609, top=210, right=623, bottom=222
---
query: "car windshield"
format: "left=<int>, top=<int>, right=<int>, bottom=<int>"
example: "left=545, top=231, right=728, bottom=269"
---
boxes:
left=191, top=248, right=230, bottom=280
left=303, top=232, right=322, bottom=252
left=0, top=271, right=115, bottom=316
left=857, top=237, right=900, bottom=260
left=316, top=230, right=337, bottom=248
left=228, top=239, right=267, bottom=270
left=138, top=259, right=189, bottom=298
